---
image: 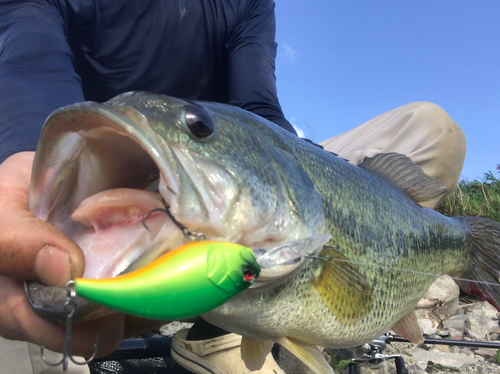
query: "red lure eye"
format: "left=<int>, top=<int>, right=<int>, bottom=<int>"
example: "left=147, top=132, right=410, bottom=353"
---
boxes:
left=243, top=266, right=255, bottom=282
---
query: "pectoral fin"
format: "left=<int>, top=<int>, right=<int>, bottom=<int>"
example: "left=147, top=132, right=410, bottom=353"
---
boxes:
left=240, top=337, right=274, bottom=371
left=276, top=337, right=334, bottom=374
left=392, top=309, right=424, bottom=344
left=312, top=247, right=372, bottom=323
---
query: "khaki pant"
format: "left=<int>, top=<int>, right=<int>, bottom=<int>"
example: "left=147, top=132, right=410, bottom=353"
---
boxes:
left=320, top=102, right=466, bottom=209
left=0, top=102, right=465, bottom=374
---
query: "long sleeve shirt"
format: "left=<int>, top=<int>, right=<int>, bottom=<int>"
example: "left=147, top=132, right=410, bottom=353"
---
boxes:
left=0, top=0, right=296, bottom=162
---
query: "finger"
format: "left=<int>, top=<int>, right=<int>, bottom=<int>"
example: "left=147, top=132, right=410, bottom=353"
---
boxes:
left=0, top=277, right=124, bottom=358
left=0, top=152, right=84, bottom=286
left=0, top=213, right=85, bottom=286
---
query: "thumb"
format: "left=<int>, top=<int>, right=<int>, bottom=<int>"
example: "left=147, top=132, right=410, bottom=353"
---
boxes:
left=0, top=152, right=84, bottom=287
left=0, top=214, right=85, bottom=287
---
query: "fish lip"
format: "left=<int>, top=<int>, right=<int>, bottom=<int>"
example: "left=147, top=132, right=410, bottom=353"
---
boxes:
left=26, top=98, right=184, bottom=324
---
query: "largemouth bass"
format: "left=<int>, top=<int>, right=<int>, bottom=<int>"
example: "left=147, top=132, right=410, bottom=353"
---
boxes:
left=27, top=92, right=500, bottom=373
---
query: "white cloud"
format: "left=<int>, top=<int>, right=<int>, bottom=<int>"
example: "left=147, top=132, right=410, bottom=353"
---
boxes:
left=293, top=125, right=305, bottom=138
left=280, top=43, right=299, bottom=61
left=290, top=118, right=305, bottom=138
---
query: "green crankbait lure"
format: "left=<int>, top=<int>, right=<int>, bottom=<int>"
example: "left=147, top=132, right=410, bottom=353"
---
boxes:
left=74, top=241, right=260, bottom=320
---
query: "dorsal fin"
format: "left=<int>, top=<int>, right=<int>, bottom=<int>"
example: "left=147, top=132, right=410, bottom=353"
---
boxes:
left=359, top=153, right=447, bottom=203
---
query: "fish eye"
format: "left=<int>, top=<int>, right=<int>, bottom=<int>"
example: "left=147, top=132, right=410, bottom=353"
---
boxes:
left=183, top=105, right=214, bottom=138
left=243, top=266, right=256, bottom=282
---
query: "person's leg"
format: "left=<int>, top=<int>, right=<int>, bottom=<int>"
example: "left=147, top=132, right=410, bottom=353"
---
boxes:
left=172, top=319, right=284, bottom=374
left=320, top=102, right=467, bottom=209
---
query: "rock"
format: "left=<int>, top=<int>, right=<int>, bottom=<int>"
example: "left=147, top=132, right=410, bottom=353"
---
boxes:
left=407, top=363, right=427, bottom=373
left=429, top=345, right=450, bottom=353
left=460, top=348, right=474, bottom=356
left=436, top=330, right=450, bottom=338
left=474, top=348, right=497, bottom=359
left=461, top=361, right=500, bottom=374
left=442, top=314, right=467, bottom=332
left=463, top=301, right=499, bottom=320
left=419, top=318, right=437, bottom=336
left=464, top=315, right=500, bottom=340
left=451, top=346, right=461, bottom=354
left=416, top=276, right=460, bottom=324
left=159, top=321, right=194, bottom=336
left=411, top=346, right=483, bottom=369
left=418, top=344, right=431, bottom=351
left=425, top=361, right=461, bottom=373
left=448, top=328, right=464, bottom=340
left=415, top=308, right=429, bottom=320
left=474, top=348, right=497, bottom=363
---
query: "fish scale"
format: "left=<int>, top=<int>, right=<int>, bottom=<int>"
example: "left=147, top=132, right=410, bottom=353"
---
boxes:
left=28, top=92, right=500, bottom=374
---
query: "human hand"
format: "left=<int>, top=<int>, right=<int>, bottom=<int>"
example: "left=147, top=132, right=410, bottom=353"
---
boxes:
left=0, top=152, right=163, bottom=358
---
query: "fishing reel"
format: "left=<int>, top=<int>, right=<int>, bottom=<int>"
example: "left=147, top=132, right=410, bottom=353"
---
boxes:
left=348, top=334, right=408, bottom=374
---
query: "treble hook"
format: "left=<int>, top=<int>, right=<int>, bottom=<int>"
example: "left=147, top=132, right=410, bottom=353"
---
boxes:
left=142, top=200, right=206, bottom=241
left=41, top=281, right=99, bottom=371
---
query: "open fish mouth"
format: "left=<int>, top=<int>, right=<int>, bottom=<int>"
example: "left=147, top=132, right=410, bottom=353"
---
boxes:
left=26, top=98, right=194, bottom=323
left=25, top=92, right=327, bottom=323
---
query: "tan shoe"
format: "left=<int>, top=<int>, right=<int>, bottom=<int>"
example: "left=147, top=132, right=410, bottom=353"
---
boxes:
left=171, top=329, right=285, bottom=374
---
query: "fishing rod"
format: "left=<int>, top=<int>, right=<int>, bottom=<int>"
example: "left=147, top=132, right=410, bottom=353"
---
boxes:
left=389, top=333, right=500, bottom=349
left=346, top=333, right=500, bottom=374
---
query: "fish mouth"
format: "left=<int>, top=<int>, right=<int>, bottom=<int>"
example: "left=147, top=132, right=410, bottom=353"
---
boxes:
left=26, top=100, right=190, bottom=323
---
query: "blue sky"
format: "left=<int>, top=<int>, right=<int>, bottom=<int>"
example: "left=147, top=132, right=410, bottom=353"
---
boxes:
left=274, top=1, right=500, bottom=181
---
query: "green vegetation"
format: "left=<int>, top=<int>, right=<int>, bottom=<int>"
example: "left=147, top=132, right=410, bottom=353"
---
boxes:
left=437, top=165, right=500, bottom=221
left=330, top=356, right=354, bottom=371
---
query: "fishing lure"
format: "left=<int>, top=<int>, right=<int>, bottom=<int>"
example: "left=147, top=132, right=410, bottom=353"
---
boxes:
left=74, top=241, right=260, bottom=320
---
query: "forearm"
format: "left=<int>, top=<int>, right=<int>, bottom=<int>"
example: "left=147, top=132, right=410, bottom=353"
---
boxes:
left=0, top=0, right=84, bottom=162
left=0, top=70, right=83, bottom=161
left=226, top=0, right=296, bottom=135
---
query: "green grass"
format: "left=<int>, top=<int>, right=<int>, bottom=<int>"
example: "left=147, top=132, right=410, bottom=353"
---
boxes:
left=436, top=165, right=500, bottom=221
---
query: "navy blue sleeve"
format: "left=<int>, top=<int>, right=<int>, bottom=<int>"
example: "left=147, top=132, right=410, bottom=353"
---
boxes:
left=0, top=0, right=83, bottom=163
left=0, top=0, right=296, bottom=164
left=226, top=0, right=296, bottom=135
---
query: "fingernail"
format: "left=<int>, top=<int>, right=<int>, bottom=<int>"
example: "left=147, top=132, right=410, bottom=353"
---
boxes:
left=35, top=246, right=72, bottom=287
